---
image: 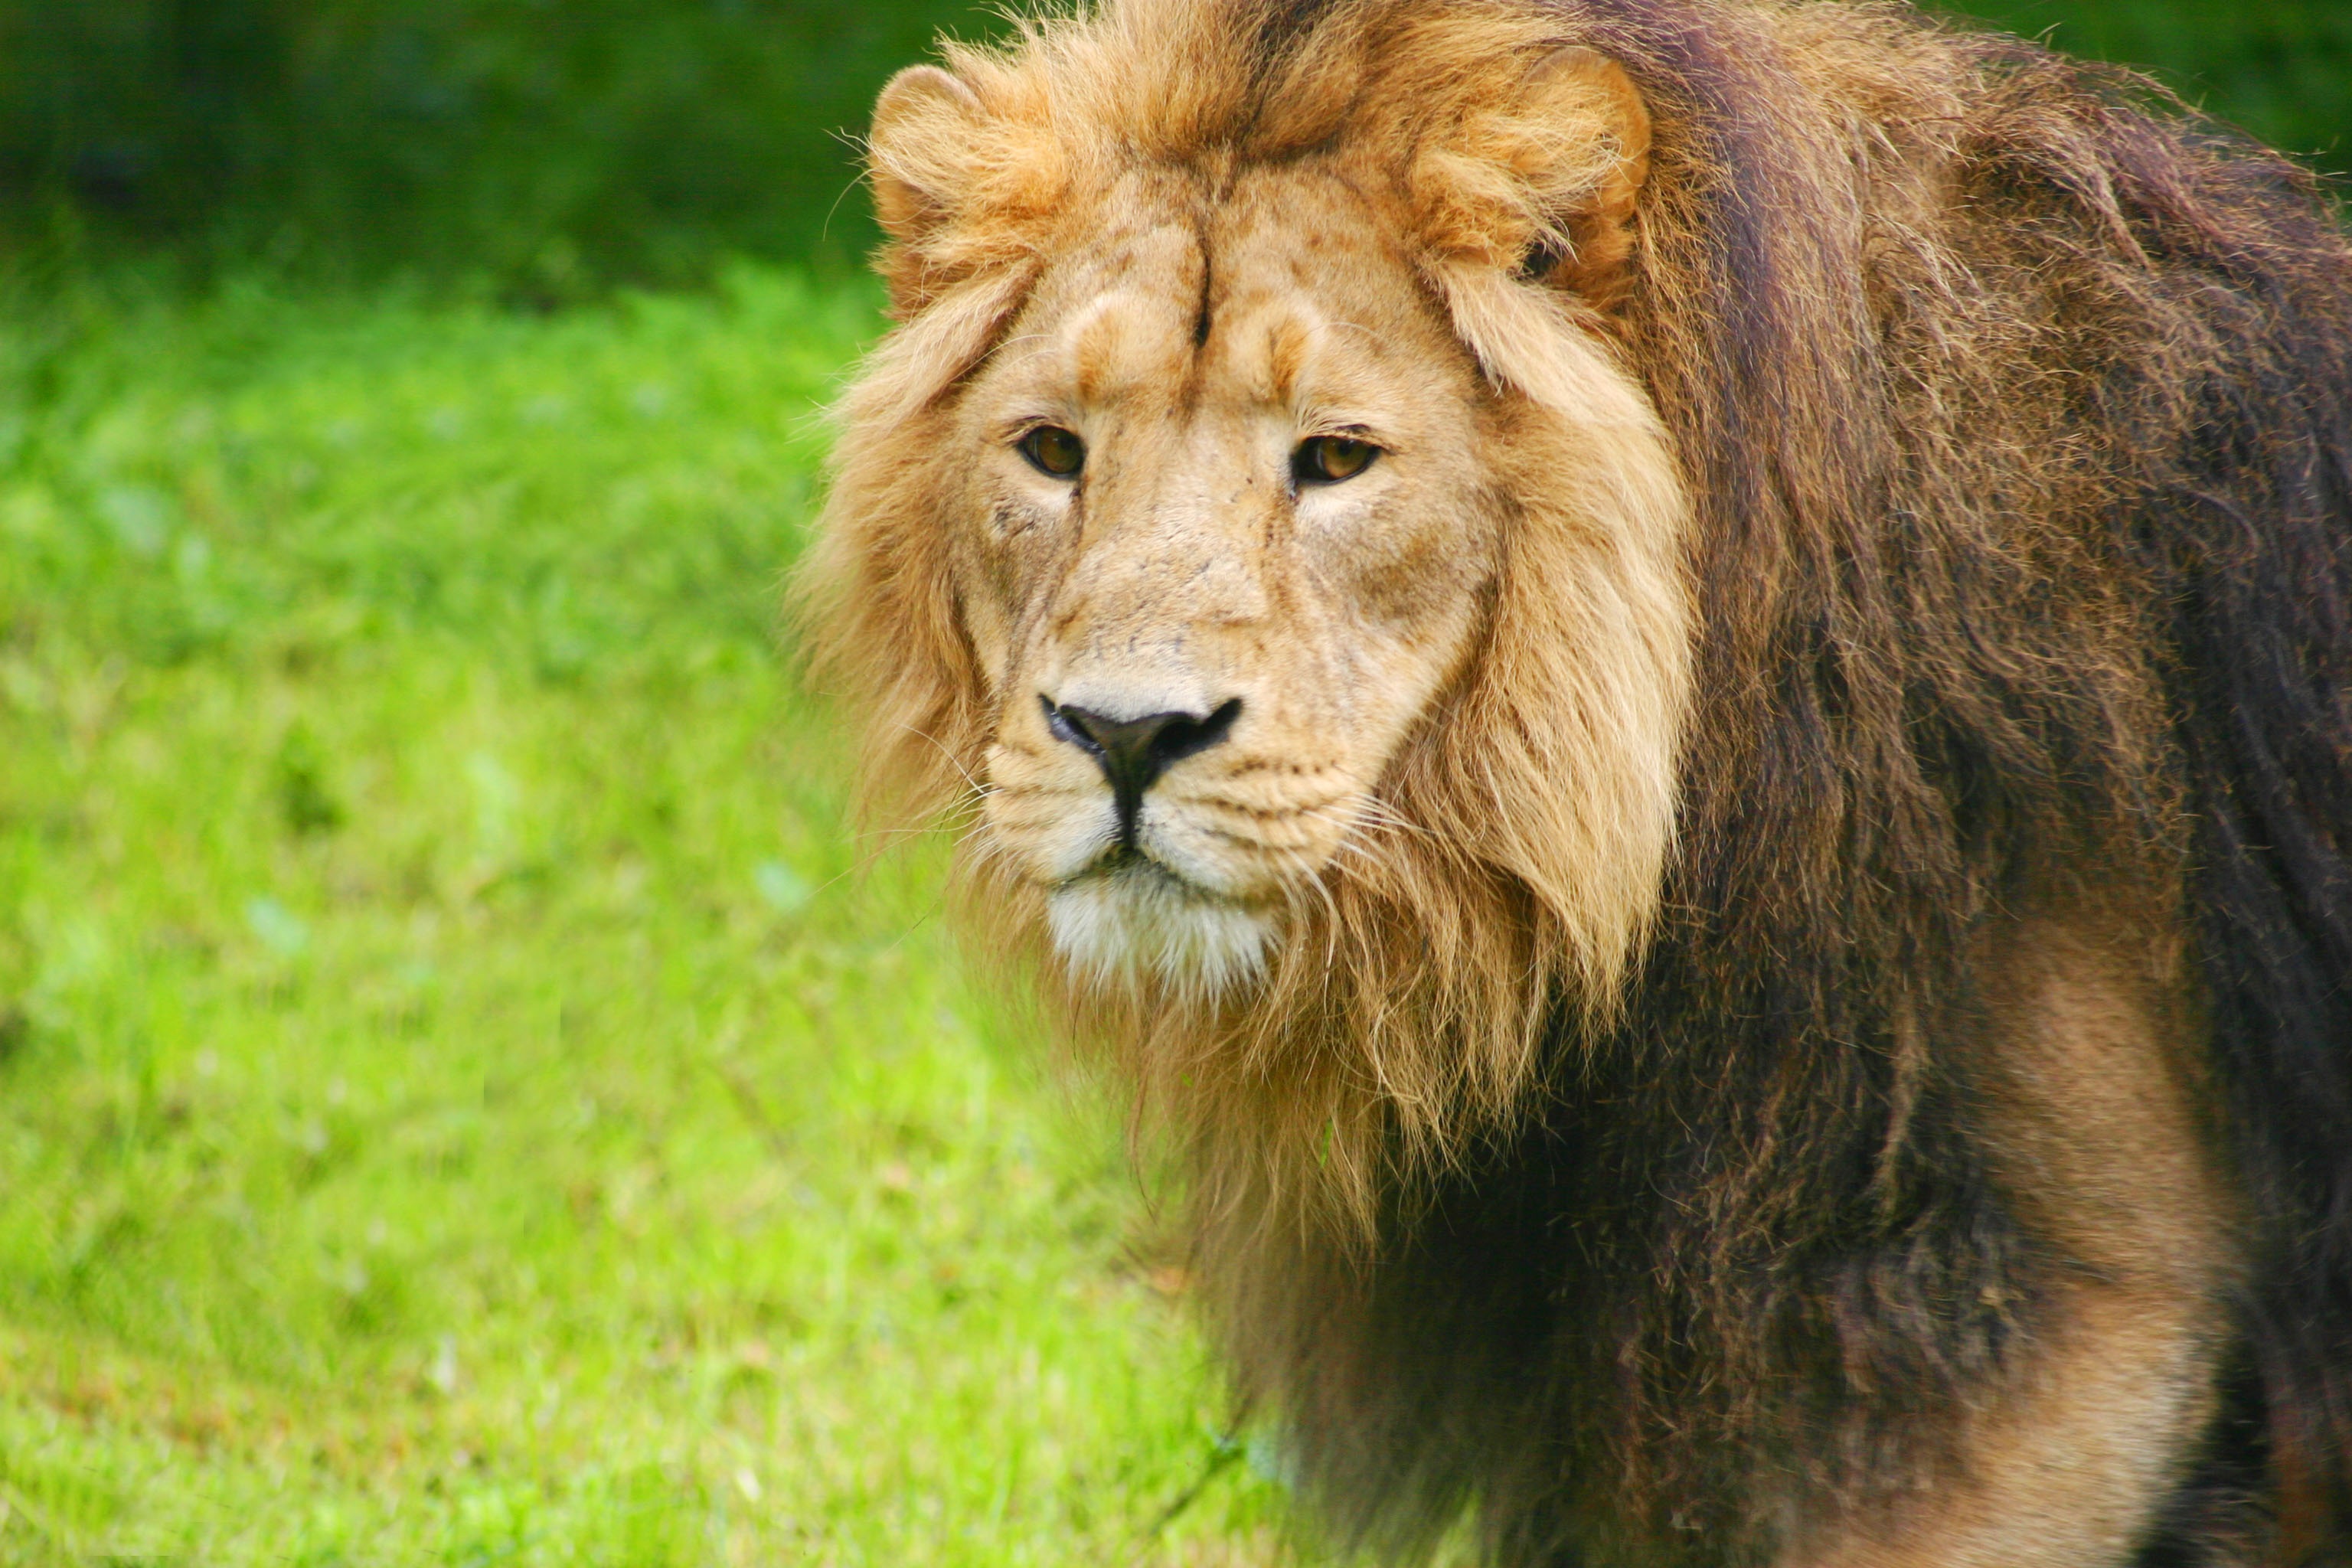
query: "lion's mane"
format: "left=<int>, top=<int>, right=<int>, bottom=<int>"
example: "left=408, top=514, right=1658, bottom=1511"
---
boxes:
left=805, top=0, right=2352, bottom=1557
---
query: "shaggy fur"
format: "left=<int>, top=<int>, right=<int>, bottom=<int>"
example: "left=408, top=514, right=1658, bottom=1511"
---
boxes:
left=801, top=2, right=2352, bottom=1562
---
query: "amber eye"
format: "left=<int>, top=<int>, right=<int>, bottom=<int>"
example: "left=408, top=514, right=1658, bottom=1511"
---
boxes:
left=1019, top=425, right=1086, bottom=478
left=1294, top=435, right=1379, bottom=484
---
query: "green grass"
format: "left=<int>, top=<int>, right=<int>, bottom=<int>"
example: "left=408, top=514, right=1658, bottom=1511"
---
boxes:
left=0, top=268, right=1288, bottom=1565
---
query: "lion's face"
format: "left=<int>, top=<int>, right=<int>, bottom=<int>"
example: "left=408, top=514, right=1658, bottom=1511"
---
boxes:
left=950, top=166, right=1500, bottom=994
left=814, top=12, right=1696, bottom=1075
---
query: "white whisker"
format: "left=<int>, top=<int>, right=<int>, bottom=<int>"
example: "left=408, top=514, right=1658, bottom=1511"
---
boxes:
left=897, top=720, right=991, bottom=800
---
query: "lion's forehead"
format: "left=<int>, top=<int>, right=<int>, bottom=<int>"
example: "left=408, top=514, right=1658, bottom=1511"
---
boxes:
left=1004, top=165, right=1456, bottom=422
left=1021, top=208, right=1200, bottom=400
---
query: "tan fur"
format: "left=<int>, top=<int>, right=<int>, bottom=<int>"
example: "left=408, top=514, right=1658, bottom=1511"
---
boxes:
left=1797, top=903, right=2242, bottom=1567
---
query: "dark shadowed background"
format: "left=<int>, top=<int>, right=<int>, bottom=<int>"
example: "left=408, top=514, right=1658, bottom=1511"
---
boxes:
left=0, top=0, right=2343, bottom=295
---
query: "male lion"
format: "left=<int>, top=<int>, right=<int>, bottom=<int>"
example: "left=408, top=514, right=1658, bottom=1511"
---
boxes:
left=802, top=0, right=2352, bottom=1561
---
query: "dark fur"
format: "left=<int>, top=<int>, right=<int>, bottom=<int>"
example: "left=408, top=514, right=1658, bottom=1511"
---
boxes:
left=1184, top=4, right=2352, bottom=1563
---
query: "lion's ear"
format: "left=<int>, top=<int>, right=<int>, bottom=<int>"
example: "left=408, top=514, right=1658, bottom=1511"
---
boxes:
left=867, top=63, right=1064, bottom=317
left=1410, top=44, right=1651, bottom=308
left=1521, top=47, right=1650, bottom=305
left=869, top=66, right=988, bottom=250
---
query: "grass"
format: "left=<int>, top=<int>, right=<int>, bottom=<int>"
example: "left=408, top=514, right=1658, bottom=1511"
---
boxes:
left=0, top=266, right=1289, bottom=1564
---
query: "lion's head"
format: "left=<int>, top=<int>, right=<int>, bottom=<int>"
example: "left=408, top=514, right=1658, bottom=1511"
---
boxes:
left=805, top=0, right=1692, bottom=1217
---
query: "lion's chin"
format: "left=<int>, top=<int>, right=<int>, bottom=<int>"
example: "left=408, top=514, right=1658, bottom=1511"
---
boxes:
left=1044, top=862, right=1273, bottom=1003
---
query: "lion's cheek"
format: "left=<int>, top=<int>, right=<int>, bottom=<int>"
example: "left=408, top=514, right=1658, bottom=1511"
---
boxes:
left=1304, top=507, right=1493, bottom=633
left=958, top=593, right=1018, bottom=699
left=1295, top=495, right=1501, bottom=725
left=955, top=497, right=1070, bottom=696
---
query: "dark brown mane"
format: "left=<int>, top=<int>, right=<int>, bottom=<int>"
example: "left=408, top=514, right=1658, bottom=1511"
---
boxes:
left=1181, top=1, right=2352, bottom=1557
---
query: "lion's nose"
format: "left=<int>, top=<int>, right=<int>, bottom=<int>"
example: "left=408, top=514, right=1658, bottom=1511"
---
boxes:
left=1042, top=696, right=1241, bottom=841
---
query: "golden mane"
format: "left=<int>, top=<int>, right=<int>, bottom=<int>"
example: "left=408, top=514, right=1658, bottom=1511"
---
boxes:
left=804, top=0, right=2352, bottom=1557
left=807, top=0, right=1693, bottom=1231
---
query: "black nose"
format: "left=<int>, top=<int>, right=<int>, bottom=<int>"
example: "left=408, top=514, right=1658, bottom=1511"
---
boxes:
left=1042, top=696, right=1242, bottom=842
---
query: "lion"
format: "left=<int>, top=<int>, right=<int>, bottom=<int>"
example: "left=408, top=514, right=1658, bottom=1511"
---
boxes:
left=799, top=0, right=2352, bottom=1561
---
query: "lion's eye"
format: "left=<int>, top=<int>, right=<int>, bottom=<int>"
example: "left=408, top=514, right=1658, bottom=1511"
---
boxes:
left=1294, top=436, right=1379, bottom=484
left=1020, top=425, right=1086, bottom=478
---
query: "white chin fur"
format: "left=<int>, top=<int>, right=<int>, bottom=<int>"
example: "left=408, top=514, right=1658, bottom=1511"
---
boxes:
left=1045, top=867, right=1273, bottom=1001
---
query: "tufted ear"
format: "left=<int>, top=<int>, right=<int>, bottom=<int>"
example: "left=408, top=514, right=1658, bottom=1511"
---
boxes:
left=868, top=66, right=988, bottom=250
left=1409, top=44, right=1651, bottom=309
left=865, top=62, right=1066, bottom=318
left=1525, top=47, right=1650, bottom=303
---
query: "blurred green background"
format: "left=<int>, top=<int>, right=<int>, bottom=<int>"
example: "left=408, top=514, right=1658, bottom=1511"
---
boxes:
left=0, top=0, right=1019, bottom=299
left=0, top=0, right=2342, bottom=297
left=0, top=2, right=2341, bottom=1564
